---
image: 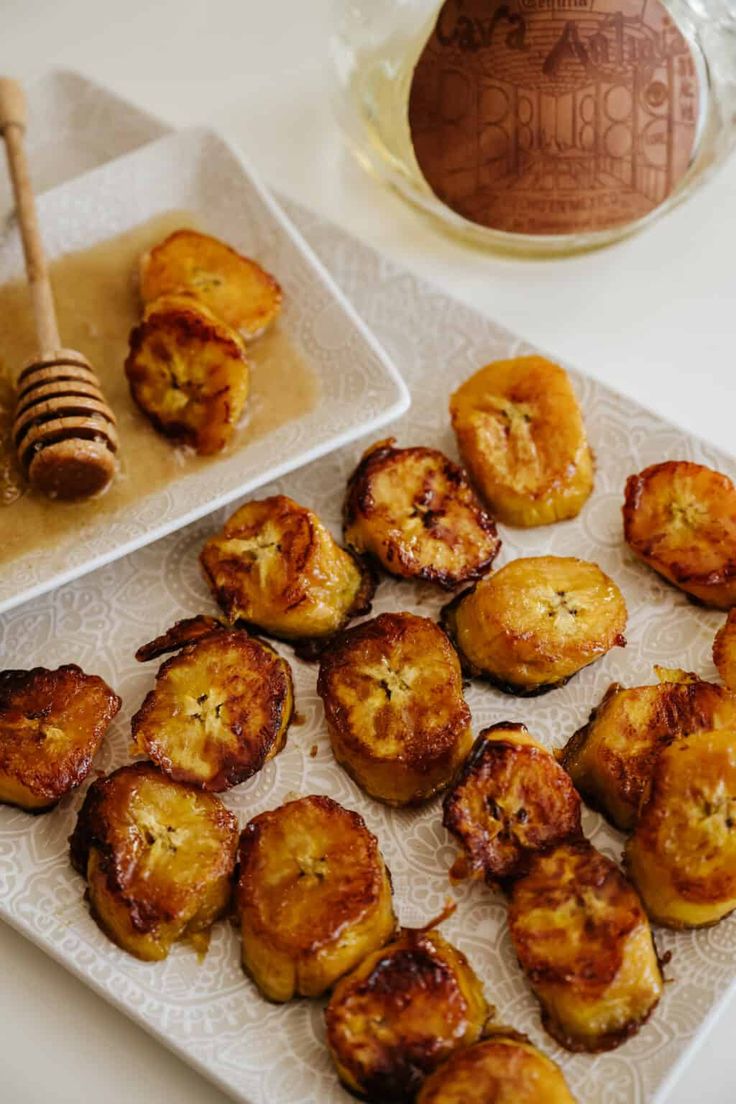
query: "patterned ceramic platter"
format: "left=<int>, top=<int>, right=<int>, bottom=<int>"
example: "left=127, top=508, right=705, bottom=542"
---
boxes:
left=0, top=72, right=734, bottom=1104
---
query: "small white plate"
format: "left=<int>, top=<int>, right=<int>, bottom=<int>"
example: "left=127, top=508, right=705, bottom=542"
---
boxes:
left=0, top=126, right=410, bottom=614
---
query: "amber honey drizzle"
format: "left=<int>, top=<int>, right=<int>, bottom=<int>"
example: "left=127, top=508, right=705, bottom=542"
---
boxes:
left=0, top=211, right=317, bottom=566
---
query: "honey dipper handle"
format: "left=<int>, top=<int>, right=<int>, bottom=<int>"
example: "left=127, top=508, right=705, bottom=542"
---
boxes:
left=0, top=77, right=61, bottom=353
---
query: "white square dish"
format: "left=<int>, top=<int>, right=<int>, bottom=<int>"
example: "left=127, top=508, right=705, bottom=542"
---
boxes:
left=0, top=126, right=410, bottom=614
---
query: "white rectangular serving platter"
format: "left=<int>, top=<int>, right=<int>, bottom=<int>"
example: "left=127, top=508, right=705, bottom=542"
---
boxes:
left=1, top=71, right=735, bottom=1104
left=0, top=120, right=409, bottom=614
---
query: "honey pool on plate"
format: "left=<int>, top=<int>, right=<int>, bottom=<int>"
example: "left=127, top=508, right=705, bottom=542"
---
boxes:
left=0, top=211, right=317, bottom=565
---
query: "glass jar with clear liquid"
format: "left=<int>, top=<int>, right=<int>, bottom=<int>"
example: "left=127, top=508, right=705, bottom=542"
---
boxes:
left=330, top=0, right=736, bottom=255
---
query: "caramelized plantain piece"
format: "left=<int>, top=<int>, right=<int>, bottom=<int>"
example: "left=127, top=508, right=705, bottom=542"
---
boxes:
left=125, top=294, right=249, bottom=455
left=508, top=840, right=663, bottom=1052
left=70, top=763, right=238, bottom=961
left=134, top=614, right=224, bottom=661
left=237, top=795, right=396, bottom=1001
left=325, top=928, right=489, bottom=1102
left=131, top=622, right=293, bottom=792
left=343, top=438, right=500, bottom=589
left=0, top=666, right=120, bottom=812
left=139, top=228, right=282, bottom=338
left=416, top=1033, right=577, bottom=1104
left=449, top=356, right=594, bottom=528
left=442, top=556, right=627, bottom=696
left=623, top=461, right=736, bottom=609
left=200, top=495, right=374, bottom=649
left=317, top=612, right=473, bottom=806
left=562, top=668, right=736, bottom=831
left=443, top=723, right=582, bottom=883
left=714, top=609, right=736, bottom=690
left=625, top=728, right=736, bottom=928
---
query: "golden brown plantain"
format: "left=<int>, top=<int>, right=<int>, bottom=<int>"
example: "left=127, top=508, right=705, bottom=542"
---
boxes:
left=0, top=666, right=120, bottom=812
left=131, top=619, right=293, bottom=792
left=625, top=728, right=736, bottom=928
left=139, top=228, right=282, bottom=338
left=125, top=294, right=249, bottom=455
left=325, top=927, right=489, bottom=1102
left=237, top=794, right=396, bottom=1001
left=442, top=556, right=627, bottom=696
left=562, top=668, right=736, bottom=830
left=317, top=612, right=473, bottom=806
left=200, top=495, right=375, bottom=652
left=714, top=609, right=736, bottom=690
left=449, top=356, right=594, bottom=527
left=443, top=723, right=582, bottom=883
left=623, top=461, right=736, bottom=609
left=70, top=762, right=238, bottom=961
left=508, top=840, right=663, bottom=1052
left=343, top=438, right=500, bottom=588
left=416, top=1032, right=577, bottom=1104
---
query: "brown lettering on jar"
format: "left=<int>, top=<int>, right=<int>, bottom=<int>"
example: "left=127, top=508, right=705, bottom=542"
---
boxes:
left=409, top=0, right=700, bottom=236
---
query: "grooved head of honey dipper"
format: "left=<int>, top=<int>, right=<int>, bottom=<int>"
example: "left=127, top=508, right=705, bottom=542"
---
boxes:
left=28, top=438, right=118, bottom=501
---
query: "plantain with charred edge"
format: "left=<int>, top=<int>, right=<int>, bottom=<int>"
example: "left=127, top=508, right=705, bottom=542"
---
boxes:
left=134, top=615, right=224, bottom=662
left=325, top=927, right=490, bottom=1102
left=623, top=461, right=736, bottom=609
left=237, top=795, right=396, bottom=1002
left=443, top=723, right=582, bottom=884
left=131, top=620, right=293, bottom=792
left=449, top=356, right=594, bottom=528
left=317, top=612, right=473, bottom=806
left=70, top=762, right=238, bottom=961
left=343, top=438, right=501, bottom=589
left=508, top=840, right=663, bottom=1053
left=0, top=666, right=120, bottom=812
left=562, top=668, right=736, bottom=831
left=139, top=228, right=282, bottom=339
left=714, top=609, right=736, bottom=690
left=200, top=495, right=375, bottom=656
left=625, top=728, right=736, bottom=929
left=442, top=556, right=627, bottom=696
left=416, top=1032, right=578, bottom=1104
left=125, top=294, right=249, bottom=455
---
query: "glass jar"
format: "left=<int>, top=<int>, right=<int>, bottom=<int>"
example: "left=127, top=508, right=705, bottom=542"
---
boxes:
left=329, top=0, right=736, bottom=255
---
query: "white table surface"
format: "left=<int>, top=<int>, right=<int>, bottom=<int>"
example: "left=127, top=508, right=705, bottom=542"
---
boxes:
left=2, top=2, right=735, bottom=1102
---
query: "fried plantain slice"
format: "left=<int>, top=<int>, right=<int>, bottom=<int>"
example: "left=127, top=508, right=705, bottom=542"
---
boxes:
left=343, top=438, right=501, bottom=589
left=125, top=294, right=249, bottom=455
left=508, top=840, right=663, bottom=1052
left=442, top=556, right=627, bottom=696
left=625, top=728, right=736, bottom=928
left=317, top=612, right=473, bottom=806
left=562, top=668, right=736, bottom=831
left=139, top=228, right=282, bottom=338
left=70, top=762, right=238, bottom=961
left=449, top=356, right=594, bottom=528
left=714, top=609, right=736, bottom=690
left=325, top=928, right=490, bottom=1102
left=134, top=615, right=224, bottom=661
left=200, top=495, right=375, bottom=650
left=237, top=794, right=396, bottom=1001
left=443, top=723, right=582, bottom=883
left=131, top=624, right=293, bottom=792
left=416, top=1033, right=577, bottom=1104
left=0, top=666, right=120, bottom=812
left=623, top=461, right=736, bottom=609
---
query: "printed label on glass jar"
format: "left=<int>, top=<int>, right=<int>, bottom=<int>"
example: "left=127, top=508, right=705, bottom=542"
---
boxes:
left=409, top=0, right=701, bottom=236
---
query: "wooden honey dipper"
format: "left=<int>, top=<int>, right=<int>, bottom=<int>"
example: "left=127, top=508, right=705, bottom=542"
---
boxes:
left=0, top=77, right=118, bottom=500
